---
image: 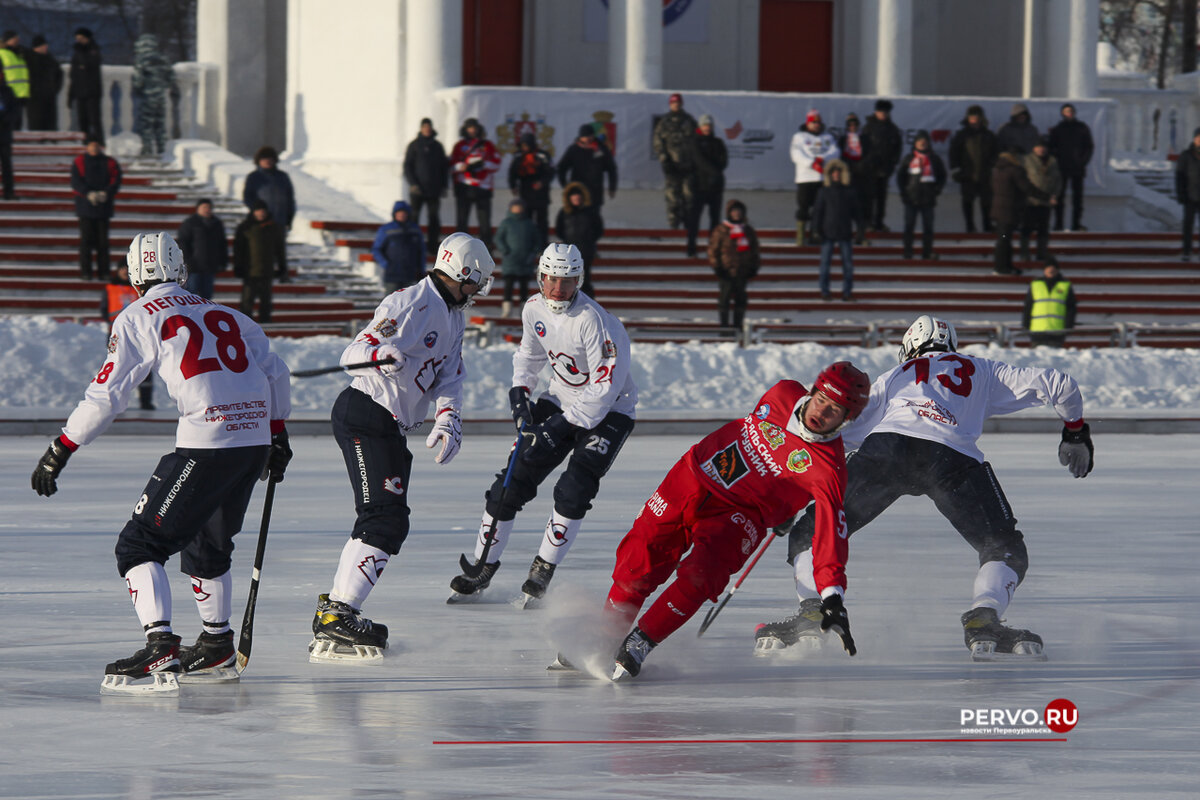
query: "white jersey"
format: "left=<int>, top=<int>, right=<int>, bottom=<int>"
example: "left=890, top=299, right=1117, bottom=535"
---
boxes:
left=63, top=283, right=291, bottom=449
left=842, top=351, right=1085, bottom=462
left=512, top=291, right=637, bottom=430
left=790, top=130, right=840, bottom=184
left=343, top=275, right=465, bottom=431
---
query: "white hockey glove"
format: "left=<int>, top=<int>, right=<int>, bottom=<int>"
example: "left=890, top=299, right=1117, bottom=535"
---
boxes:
left=372, top=344, right=405, bottom=378
left=426, top=408, right=462, bottom=465
left=1058, top=422, right=1094, bottom=478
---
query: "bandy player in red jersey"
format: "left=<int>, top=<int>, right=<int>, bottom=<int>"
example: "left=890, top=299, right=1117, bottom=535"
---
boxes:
left=592, top=363, right=870, bottom=681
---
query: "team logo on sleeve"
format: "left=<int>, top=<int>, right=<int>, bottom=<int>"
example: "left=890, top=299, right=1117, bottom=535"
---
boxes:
left=602, top=339, right=617, bottom=358
left=374, top=318, right=398, bottom=338
left=757, top=421, right=785, bottom=449
left=107, top=333, right=119, bottom=354
left=535, top=320, right=546, bottom=337
left=786, top=449, right=813, bottom=474
left=701, top=442, right=750, bottom=489
left=755, top=403, right=771, bottom=420
left=424, top=331, right=438, bottom=348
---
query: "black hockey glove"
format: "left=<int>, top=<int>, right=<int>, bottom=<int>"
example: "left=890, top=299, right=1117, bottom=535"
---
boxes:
left=263, top=428, right=293, bottom=483
left=32, top=437, right=72, bottom=497
left=521, top=414, right=576, bottom=466
left=509, top=386, right=533, bottom=431
left=1058, top=422, right=1094, bottom=478
left=819, top=594, right=857, bottom=656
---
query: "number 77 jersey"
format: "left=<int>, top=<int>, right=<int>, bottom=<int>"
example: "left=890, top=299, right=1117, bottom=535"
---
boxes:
left=842, top=351, right=1085, bottom=462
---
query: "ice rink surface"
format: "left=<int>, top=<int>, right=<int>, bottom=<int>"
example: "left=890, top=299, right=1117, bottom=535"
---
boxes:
left=2, top=433, right=1197, bottom=799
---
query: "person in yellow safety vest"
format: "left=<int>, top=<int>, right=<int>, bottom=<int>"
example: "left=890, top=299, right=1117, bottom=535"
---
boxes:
left=101, top=264, right=156, bottom=410
left=0, top=31, right=30, bottom=131
left=1021, top=257, right=1077, bottom=348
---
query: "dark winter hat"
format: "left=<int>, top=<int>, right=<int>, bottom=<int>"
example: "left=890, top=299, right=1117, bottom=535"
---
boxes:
left=196, top=197, right=214, bottom=208
left=74, top=27, right=93, bottom=39
left=913, top=129, right=931, bottom=145
left=420, top=117, right=432, bottom=127
left=251, top=199, right=269, bottom=211
left=578, top=123, right=595, bottom=137
left=1011, top=102, right=1030, bottom=117
left=519, top=132, right=536, bottom=148
left=254, top=146, right=278, bottom=162
left=845, top=111, right=860, bottom=123
left=31, top=34, right=46, bottom=47
left=966, top=104, right=984, bottom=117
left=874, top=99, right=893, bottom=112
left=1060, top=103, right=1076, bottom=113
left=84, top=133, right=103, bottom=145
left=1035, top=135, right=1050, bottom=148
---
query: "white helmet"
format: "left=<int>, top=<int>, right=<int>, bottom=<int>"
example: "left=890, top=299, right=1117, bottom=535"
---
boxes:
left=127, top=232, right=186, bottom=287
left=898, top=315, right=958, bottom=363
left=432, top=233, right=494, bottom=306
left=538, top=243, right=584, bottom=314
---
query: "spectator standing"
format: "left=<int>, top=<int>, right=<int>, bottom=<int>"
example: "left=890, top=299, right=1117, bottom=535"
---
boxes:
left=896, top=131, right=946, bottom=261
left=991, top=152, right=1052, bottom=275
left=949, top=105, right=999, bottom=233
left=789, top=109, right=839, bottom=246
left=404, top=118, right=449, bottom=255
left=860, top=99, right=903, bottom=231
left=494, top=198, right=540, bottom=316
left=233, top=201, right=288, bottom=323
left=812, top=159, right=863, bottom=301
left=997, top=103, right=1040, bottom=157
left=1020, top=137, right=1062, bottom=262
left=25, top=35, right=62, bottom=131
left=554, top=182, right=603, bottom=298
left=1048, top=103, right=1094, bottom=231
left=706, top=199, right=760, bottom=329
left=0, top=31, right=29, bottom=131
left=0, top=77, right=13, bottom=200
left=687, top=113, right=728, bottom=257
left=557, top=123, right=617, bottom=212
left=242, top=146, right=295, bottom=232
left=449, top=117, right=501, bottom=248
left=508, top=132, right=554, bottom=244
left=68, top=28, right=103, bottom=144
left=1175, top=127, right=1200, bottom=260
left=101, top=263, right=155, bottom=410
left=176, top=197, right=227, bottom=299
left=70, top=134, right=122, bottom=280
left=1022, top=258, right=1077, bottom=348
left=131, top=34, right=177, bottom=157
left=652, top=93, right=698, bottom=230
left=371, top=200, right=425, bottom=294
left=838, top=112, right=869, bottom=220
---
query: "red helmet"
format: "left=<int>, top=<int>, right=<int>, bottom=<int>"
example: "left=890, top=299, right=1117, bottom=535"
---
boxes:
left=812, top=361, right=871, bottom=420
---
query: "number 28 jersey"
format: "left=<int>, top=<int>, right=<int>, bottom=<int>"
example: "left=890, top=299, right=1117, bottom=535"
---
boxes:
left=63, top=283, right=292, bottom=449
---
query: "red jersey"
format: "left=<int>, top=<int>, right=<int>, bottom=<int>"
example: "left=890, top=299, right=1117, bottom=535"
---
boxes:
left=685, top=380, right=849, bottom=593
left=449, top=138, right=501, bottom=191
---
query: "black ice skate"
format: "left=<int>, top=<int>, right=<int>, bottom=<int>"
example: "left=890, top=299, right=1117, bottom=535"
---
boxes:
left=308, top=594, right=388, bottom=663
left=178, top=630, right=239, bottom=683
left=753, top=598, right=824, bottom=654
left=611, top=627, right=657, bottom=682
left=100, top=631, right=182, bottom=694
left=961, top=607, right=1047, bottom=662
left=446, top=561, right=500, bottom=604
left=518, top=556, right=556, bottom=608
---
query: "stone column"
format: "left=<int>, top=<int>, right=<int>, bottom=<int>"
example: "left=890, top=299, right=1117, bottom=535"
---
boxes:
left=608, top=0, right=627, bottom=88
left=197, top=0, right=269, bottom=155
left=405, top=0, right=463, bottom=140
left=625, top=0, right=662, bottom=91
left=875, top=0, right=912, bottom=96
left=1067, top=0, right=1099, bottom=98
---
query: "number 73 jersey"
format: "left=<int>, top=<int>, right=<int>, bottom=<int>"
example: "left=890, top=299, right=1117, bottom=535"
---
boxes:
left=843, top=351, right=1085, bottom=462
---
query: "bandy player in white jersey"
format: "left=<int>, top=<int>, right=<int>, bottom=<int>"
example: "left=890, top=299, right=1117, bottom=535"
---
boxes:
left=30, top=232, right=293, bottom=693
left=448, top=243, right=637, bottom=606
left=756, top=315, right=1095, bottom=662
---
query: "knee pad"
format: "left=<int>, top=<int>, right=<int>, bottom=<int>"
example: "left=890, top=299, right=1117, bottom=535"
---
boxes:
left=978, top=535, right=1029, bottom=583
left=351, top=506, right=409, bottom=556
left=553, top=467, right=601, bottom=520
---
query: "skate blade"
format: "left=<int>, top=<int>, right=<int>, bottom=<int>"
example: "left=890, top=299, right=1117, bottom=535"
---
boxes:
left=513, top=592, right=542, bottom=610
left=446, top=589, right=487, bottom=605
left=178, top=665, right=240, bottom=683
left=753, top=634, right=822, bottom=657
left=969, top=641, right=1048, bottom=662
left=546, top=653, right=578, bottom=671
left=610, top=662, right=634, bottom=683
left=308, top=638, right=385, bottom=664
left=100, top=670, right=180, bottom=695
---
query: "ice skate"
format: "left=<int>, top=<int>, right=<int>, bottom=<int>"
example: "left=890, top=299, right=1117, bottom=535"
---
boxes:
left=753, top=598, right=824, bottom=655
left=446, top=561, right=500, bottom=604
left=308, top=594, right=387, bottom=663
left=518, top=556, right=556, bottom=608
left=100, top=631, right=182, bottom=695
left=178, top=630, right=239, bottom=683
left=611, top=627, right=657, bottom=682
left=961, top=607, right=1047, bottom=662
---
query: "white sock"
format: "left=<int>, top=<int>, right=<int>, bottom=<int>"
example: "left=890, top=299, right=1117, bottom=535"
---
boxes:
left=124, top=562, right=172, bottom=634
left=971, top=561, right=1020, bottom=616
left=190, top=571, right=232, bottom=634
left=792, top=549, right=821, bottom=601
left=537, top=510, right=582, bottom=565
left=474, top=515, right=514, bottom=561
left=329, top=539, right=390, bottom=609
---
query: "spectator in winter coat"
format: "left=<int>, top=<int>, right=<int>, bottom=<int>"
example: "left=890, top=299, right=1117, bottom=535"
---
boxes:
left=372, top=200, right=426, bottom=294
left=68, top=28, right=103, bottom=144
left=242, top=146, right=296, bottom=232
left=838, top=112, right=870, bottom=228
left=997, top=103, right=1040, bottom=158
left=450, top=117, right=502, bottom=248
left=1021, top=258, right=1077, bottom=348
left=131, top=34, right=177, bottom=156
left=234, top=201, right=289, bottom=323
left=554, top=182, right=604, bottom=298
left=652, top=93, right=699, bottom=230
left=687, top=113, right=729, bottom=257
left=509, top=132, right=555, bottom=245
left=896, top=131, right=947, bottom=261
left=1174, top=127, right=1200, bottom=259
left=176, top=198, right=228, bottom=299
left=990, top=152, right=1052, bottom=275
left=1048, top=103, right=1094, bottom=231
left=70, top=135, right=122, bottom=280
left=1020, top=138, right=1063, bottom=263
left=495, top=198, right=541, bottom=316
left=812, top=159, right=864, bottom=301
left=706, top=199, right=760, bottom=329
left=949, top=104, right=1000, bottom=233
left=0, top=32, right=30, bottom=131
left=860, top=99, right=903, bottom=231
left=790, top=109, right=840, bottom=247
left=404, top=118, right=450, bottom=254
left=557, top=123, right=617, bottom=210
left=25, top=35, right=62, bottom=131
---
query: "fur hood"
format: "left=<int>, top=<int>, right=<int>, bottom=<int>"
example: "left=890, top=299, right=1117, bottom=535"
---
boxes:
left=561, top=181, right=593, bottom=211
left=822, top=158, right=851, bottom=187
left=724, top=198, right=747, bottom=219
